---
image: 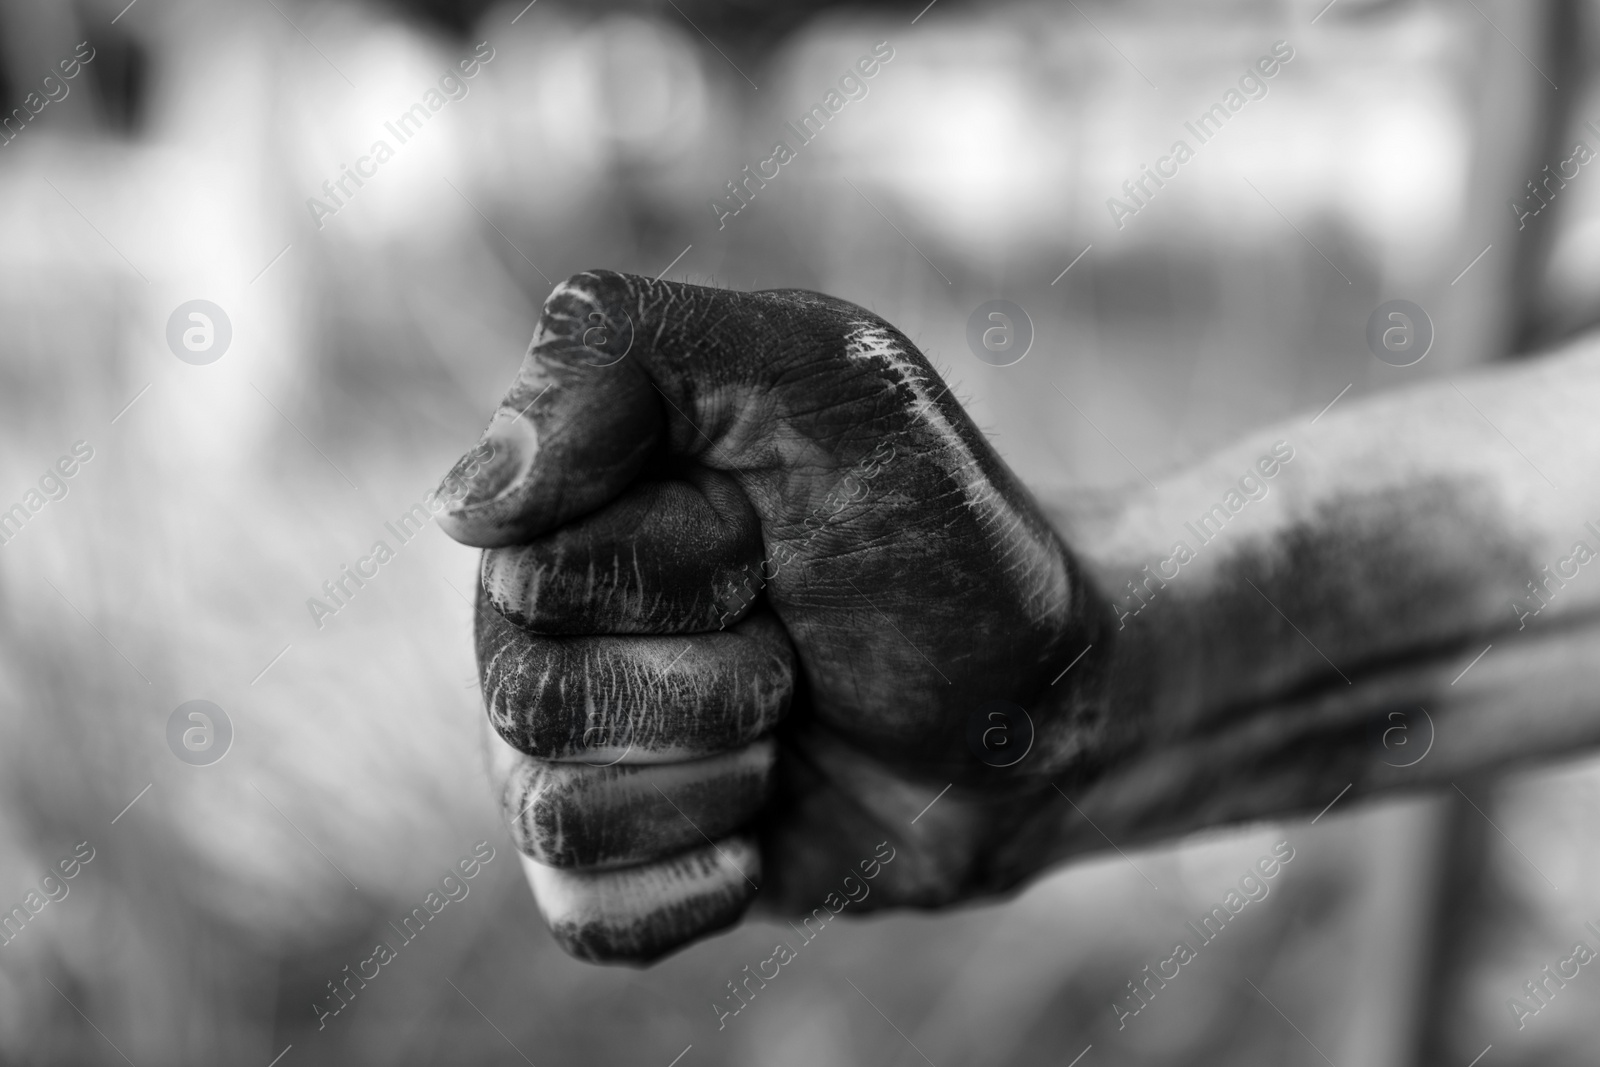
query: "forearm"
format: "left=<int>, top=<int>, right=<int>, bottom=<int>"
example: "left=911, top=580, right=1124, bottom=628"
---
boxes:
left=1030, top=334, right=1600, bottom=860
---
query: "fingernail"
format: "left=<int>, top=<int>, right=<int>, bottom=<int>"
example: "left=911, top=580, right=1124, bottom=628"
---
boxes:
left=442, top=412, right=538, bottom=509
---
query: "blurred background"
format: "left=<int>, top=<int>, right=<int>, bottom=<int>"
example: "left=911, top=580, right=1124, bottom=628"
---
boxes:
left=3, top=0, right=1600, bottom=1063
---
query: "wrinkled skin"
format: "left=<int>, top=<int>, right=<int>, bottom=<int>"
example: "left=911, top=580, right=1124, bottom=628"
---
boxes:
left=437, top=270, right=1109, bottom=962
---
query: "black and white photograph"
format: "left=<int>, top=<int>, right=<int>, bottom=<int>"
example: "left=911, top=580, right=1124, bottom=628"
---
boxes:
left=5, top=0, right=1600, bottom=1064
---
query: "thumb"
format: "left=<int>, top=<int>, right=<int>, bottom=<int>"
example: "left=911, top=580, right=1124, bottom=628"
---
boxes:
left=436, top=271, right=663, bottom=548
left=437, top=269, right=911, bottom=549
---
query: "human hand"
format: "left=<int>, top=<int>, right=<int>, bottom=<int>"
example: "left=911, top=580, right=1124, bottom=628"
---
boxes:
left=436, top=271, right=1106, bottom=962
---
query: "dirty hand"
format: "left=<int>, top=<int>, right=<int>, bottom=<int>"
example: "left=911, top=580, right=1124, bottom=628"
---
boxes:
left=436, top=271, right=1106, bottom=963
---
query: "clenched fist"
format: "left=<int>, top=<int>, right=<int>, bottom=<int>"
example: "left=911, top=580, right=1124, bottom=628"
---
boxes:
left=436, top=271, right=1106, bottom=962
left=437, top=272, right=1600, bottom=964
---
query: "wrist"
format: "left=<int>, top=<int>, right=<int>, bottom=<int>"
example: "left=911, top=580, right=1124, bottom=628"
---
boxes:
left=958, top=514, right=1149, bottom=894
left=981, top=480, right=1206, bottom=888
left=1032, top=481, right=1168, bottom=750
